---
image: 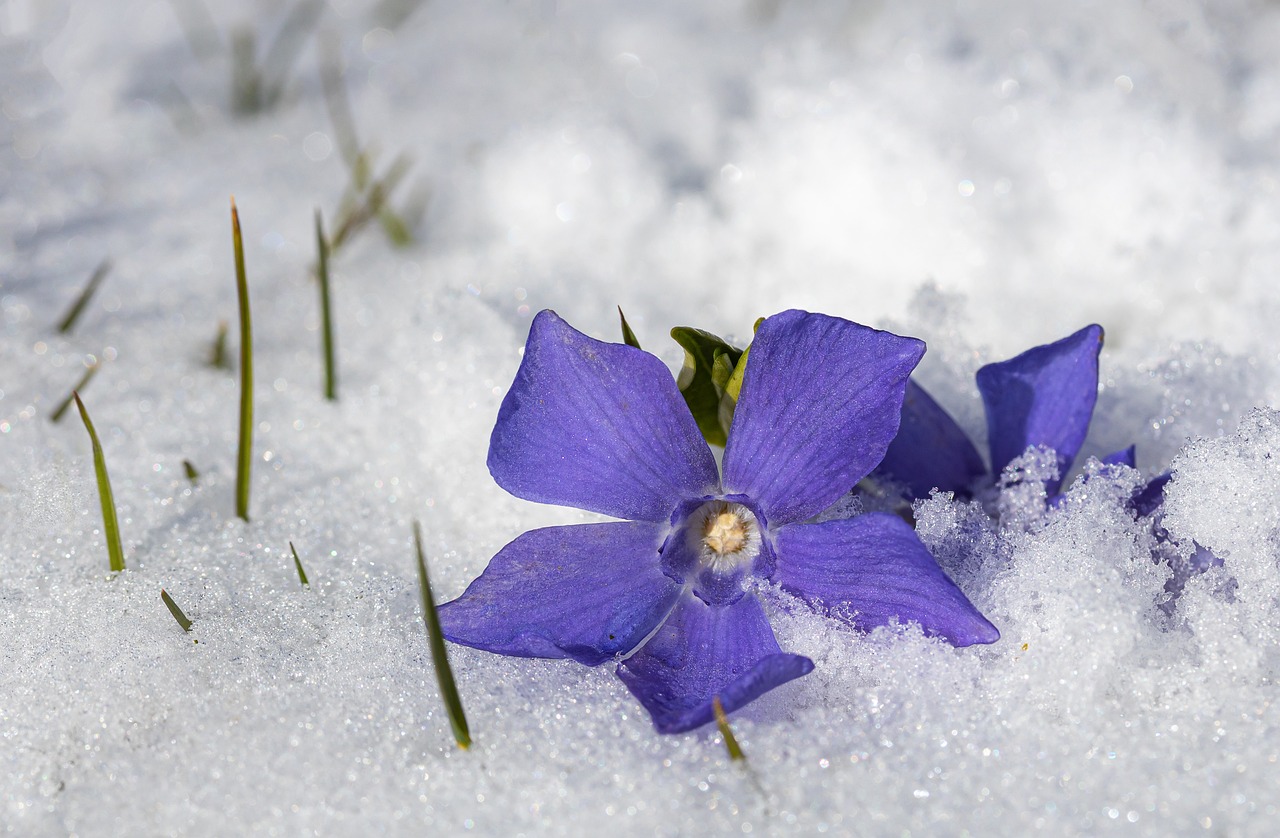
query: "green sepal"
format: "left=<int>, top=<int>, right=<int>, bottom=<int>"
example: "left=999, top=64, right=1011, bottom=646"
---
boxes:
left=670, top=327, right=743, bottom=447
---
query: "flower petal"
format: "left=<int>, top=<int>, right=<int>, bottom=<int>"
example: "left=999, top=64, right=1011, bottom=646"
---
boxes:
left=722, top=310, right=925, bottom=526
left=1132, top=471, right=1171, bottom=518
left=489, top=310, right=719, bottom=522
left=617, top=592, right=813, bottom=733
left=774, top=512, right=999, bottom=646
left=976, top=324, right=1103, bottom=494
left=874, top=379, right=987, bottom=499
left=438, top=522, right=681, bottom=666
left=1103, top=445, right=1136, bottom=468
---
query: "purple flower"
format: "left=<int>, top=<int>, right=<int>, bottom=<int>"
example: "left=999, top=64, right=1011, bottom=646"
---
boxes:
left=439, top=309, right=999, bottom=734
left=875, top=324, right=1107, bottom=501
left=874, top=325, right=1221, bottom=606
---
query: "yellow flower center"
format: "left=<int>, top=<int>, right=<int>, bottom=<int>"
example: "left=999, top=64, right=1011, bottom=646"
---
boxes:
left=703, top=510, right=749, bottom=555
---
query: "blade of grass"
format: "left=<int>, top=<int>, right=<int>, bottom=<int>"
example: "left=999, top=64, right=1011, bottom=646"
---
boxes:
left=50, top=361, right=101, bottom=423
left=183, top=459, right=200, bottom=484
left=618, top=306, right=641, bottom=349
left=209, top=319, right=231, bottom=369
left=73, top=392, right=125, bottom=573
left=231, top=198, right=254, bottom=522
left=258, top=0, right=326, bottom=109
left=315, top=209, right=337, bottom=401
left=414, top=520, right=471, bottom=749
left=161, top=588, right=194, bottom=632
left=712, top=696, right=745, bottom=761
left=289, top=541, right=310, bottom=587
left=56, top=259, right=111, bottom=334
left=319, top=32, right=364, bottom=175
left=329, top=153, right=413, bottom=253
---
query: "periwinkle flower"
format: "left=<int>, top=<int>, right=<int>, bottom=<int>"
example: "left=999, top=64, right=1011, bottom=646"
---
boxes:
left=873, top=324, right=1219, bottom=606
left=440, top=309, right=999, bottom=733
left=874, top=324, right=1107, bottom=502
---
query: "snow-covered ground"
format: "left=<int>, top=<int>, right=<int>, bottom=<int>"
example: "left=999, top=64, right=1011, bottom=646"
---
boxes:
left=3, top=1, right=1280, bottom=834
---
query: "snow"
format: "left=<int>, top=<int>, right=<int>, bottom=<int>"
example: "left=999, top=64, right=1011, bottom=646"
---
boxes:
left=3, top=0, right=1280, bottom=834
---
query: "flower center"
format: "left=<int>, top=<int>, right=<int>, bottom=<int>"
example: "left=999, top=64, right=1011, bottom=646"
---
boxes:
left=687, top=501, right=760, bottom=574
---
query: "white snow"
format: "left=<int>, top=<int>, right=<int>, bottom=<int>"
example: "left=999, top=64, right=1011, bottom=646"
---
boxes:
left=3, top=1, right=1280, bottom=834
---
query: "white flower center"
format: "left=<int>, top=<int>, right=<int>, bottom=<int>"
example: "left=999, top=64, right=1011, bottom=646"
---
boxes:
left=686, top=501, right=760, bottom=573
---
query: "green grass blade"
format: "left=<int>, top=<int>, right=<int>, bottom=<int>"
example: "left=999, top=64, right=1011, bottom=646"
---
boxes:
left=56, top=259, right=111, bottom=334
left=50, top=361, right=101, bottom=423
left=73, top=392, right=125, bottom=573
left=414, top=520, right=471, bottom=749
left=289, top=541, right=310, bottom=587
left=161, top=588, right=194, bottom=632
left=319, top=33, right=365, bottom=177
left=183, top=459, right=200, bottom=484
left=209, top=320, right=231, bottom=369
left=618, top=306, right=641, bottom=349
left=712, top=696, right=745, bottom=761
left=231, top=198, right=254, bottom=522
left=315, top=209, right=337, bottom=401
left=257, top=0, right=325, bottom=109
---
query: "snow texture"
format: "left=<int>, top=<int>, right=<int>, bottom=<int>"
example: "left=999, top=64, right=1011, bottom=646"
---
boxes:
left=2, top=0, right=1280, bottom=834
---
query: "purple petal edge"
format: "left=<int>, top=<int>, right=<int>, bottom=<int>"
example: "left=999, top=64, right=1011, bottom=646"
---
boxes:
left=438, top=522, right=681, bottom=666
left=488, top=310, right=718, bottom=522
left=875, top=379, right=987, bottom=499
left=723, top=310, right=925, bottom=526
left=976, top=324, right=1103, bottom=495
left=774, top=513, right=999, bottom=647
left=617, top=592, right=814, bottom=733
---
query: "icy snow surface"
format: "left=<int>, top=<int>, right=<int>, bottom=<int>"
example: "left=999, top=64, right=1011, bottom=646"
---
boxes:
left=4, top=1, right=1280, bottom=834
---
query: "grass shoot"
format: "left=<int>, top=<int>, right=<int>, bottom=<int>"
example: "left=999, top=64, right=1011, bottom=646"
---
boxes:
left=414, top=520, right=471, bottom=750
left=712, top=696, right=745, bottom=761
left=73, top=392, right=125, bottom=573
left=231, top=198, right=254, bottom=522
left=183, top=460, right=200, bottom=484
left=289, top=541, right=310, bottom=587
left=315, top=209, right=337, bottom=400
left=56, top=259, right=111, bottom=335
left=161, top=589, right=194, bottom=632
left=209, top=320, right=231, bottom=369
left=50, top=360, right=101, bottom=423
left=618, top=306, right=641, bottom=349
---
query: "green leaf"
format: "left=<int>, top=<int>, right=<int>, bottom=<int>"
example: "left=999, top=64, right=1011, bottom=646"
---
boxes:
left=161, top=589, right=193, bottom=632
left=618, top=306, right=641, bottom=349
left=74, top=392, right=125, bottom=573
left=414, top=521, right=471, bottom=749
left=670, top=327, right=743, bottom=447
left=183, top=459, right=200, bottom=485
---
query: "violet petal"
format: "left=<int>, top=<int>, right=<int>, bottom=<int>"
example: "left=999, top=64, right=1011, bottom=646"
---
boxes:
left=874, top=379, right=987, bottom=499
left=617, top=592, right=813, bottom=733
left=1103, top=445, right=1136, bottom=468
left=439, top=522, right=681, bottom=666
left=774, top=512, right=999, bottom=647
left=488, top=310, right=719, bottom=522
left=976, top=324, right=1103, bottom=495
left=722, top=310, right=925, bottom=526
